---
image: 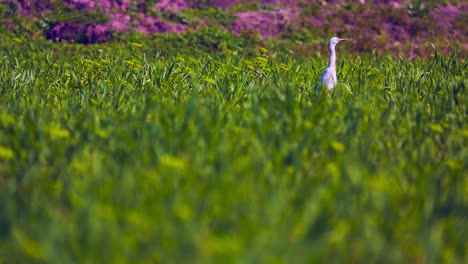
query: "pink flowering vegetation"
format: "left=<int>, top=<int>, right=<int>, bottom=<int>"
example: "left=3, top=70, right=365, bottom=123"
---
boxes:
left=45, top=22, right=111, bottom=43
left=156, top=0, right=190, bottom=12
left=291, top=1, right=466, bottom=57
left=11, top=0, right=191, bottom=43
left=230, top=8, right=300, bottom=38
left=0, top=0, right=466, bottom=56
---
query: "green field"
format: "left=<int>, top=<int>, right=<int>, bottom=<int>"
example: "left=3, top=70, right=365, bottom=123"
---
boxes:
left=0, top=35, right=466, bottom=263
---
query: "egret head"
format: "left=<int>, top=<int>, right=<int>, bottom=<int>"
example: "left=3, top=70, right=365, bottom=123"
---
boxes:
left=329, top=37, right=348, bottom=46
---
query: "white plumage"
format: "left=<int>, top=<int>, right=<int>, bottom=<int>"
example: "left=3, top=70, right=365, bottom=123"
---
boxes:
left=320, top=37, right=348, bottom=90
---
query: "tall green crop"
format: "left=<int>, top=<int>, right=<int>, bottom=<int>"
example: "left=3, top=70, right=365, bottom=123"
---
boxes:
left=0, top=39, right=466, bottom=263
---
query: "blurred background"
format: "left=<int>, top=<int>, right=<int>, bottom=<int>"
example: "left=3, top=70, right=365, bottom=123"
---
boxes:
left=1, top=0, right=466, bottom=57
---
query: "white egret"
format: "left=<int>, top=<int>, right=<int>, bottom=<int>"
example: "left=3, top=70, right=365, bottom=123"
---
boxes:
left=320, top=37, right=348, bottom=90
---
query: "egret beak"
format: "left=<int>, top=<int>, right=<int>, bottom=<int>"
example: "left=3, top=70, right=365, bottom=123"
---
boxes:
left=338, top=38, right=348, bottom=42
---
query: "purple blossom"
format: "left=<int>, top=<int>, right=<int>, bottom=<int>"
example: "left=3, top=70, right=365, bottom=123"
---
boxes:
left=208, top=0, right=315, bottom=9
left=107, top=13, right=131, bottom=32
left=156, top=0, right=190, bottom=12
left=14, top=0, right=53, bottom=15
left=206, top=0, right=235, bottom=9
left=66, top=0, right=130, bottom=11
left=136, top=16, right=186, bottom=34
left=45, top=22, right=111, bottom=44
left=230, top=8, right=300, bottom=38
left=65, top=0, right=97, bottom=10
left=430, top=4, right=463, bottom=33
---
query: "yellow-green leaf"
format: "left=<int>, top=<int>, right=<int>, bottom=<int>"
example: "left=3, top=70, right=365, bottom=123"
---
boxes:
left=175, top=203, right=193, bottom=222
left=131, top=42, right=143, bottom=49
left=429, top=123, right=443, bottom=133
left=330, top=140, right=345, bottom=152
left=160, top=155, right=186, bottom=171
left=48, top=127, right=71, bottom=139
left=0, top=145, right=14, bottom=160
left=13, top=228, right=46, bottom=261
left=202, top=235, right=243, bottom=256
left=0, top=113, right=15, bottom=126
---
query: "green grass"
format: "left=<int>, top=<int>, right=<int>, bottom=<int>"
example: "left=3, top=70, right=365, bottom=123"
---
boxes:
left=0, top=36, right=466, bottom=263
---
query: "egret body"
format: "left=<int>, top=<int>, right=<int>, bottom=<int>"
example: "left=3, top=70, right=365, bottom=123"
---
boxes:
left=320, top=37, right=348, bottom=90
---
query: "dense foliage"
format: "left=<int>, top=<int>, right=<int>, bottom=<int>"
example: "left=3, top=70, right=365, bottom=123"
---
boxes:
left=1, top=0, right=466, bottom=56
left=0, top=31, right=466, bottom=263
